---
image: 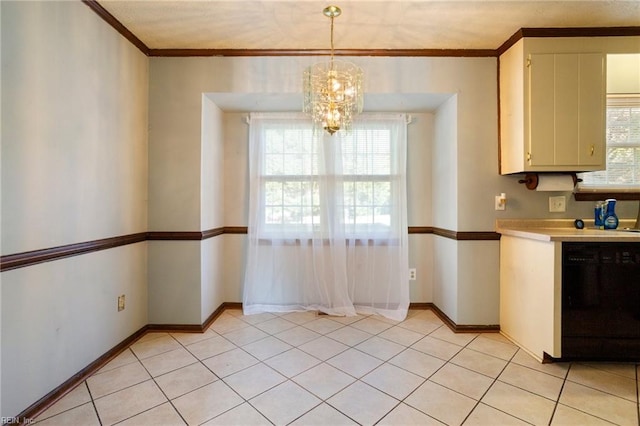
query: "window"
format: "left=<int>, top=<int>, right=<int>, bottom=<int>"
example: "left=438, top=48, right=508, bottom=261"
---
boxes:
left=258, top=114, right=403, bottom=238
left=579, top=95, right=640, bottom=189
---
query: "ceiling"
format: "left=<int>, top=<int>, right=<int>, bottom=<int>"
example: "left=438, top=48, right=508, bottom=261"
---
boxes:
left=97, top=0, right=640, bottom=51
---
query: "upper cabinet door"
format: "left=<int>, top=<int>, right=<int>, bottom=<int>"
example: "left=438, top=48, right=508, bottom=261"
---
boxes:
left=499, top=37, right=608, bottom=175
left=578, top=53, right=606, bottom=166
left=527, top=52, right=606, bottom=169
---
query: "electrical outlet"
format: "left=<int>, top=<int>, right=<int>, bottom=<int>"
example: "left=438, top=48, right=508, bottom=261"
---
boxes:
left=409, top=268, right=416, bottom=281
left=549, top=196, right=566, bottom=213
left=118, top=294, right=125, bottom=311
left=495, top=194, right=506, bottom=211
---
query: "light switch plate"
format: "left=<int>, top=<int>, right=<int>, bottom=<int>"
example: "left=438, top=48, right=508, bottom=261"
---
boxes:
left=549, top=196, right=566, bottom=212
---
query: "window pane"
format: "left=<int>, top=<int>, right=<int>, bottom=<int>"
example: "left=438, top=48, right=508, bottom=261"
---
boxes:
left=580, top=96, right=640, bottom=188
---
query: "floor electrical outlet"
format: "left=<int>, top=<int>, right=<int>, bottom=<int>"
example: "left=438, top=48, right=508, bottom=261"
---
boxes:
left=409, top=268, right=416, bottom=281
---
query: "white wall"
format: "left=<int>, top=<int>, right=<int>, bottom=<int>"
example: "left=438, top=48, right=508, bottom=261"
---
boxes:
left=1, top=1, right=148, bottom=417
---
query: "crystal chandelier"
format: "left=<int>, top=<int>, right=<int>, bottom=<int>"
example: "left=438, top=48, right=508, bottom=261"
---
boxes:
left=303, top=5, right=363, bottom=135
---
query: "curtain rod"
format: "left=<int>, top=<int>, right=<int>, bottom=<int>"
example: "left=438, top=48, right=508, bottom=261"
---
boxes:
left=244, top=114, right=414, bottom=125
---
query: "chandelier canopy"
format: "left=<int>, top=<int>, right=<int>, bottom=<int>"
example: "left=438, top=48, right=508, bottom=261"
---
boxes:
left=303, top=5, right=364, bottom=135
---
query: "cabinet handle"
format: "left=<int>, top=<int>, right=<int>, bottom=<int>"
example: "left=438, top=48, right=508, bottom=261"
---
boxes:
left=590, top=145, right=595, bottom=156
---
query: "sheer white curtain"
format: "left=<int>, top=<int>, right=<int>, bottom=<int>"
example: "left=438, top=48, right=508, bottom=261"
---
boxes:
left=243, top=112, right=409, bottom=321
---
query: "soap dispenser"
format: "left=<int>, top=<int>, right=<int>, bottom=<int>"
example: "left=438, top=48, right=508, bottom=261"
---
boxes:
left=603, top=198, right=619, bottom=230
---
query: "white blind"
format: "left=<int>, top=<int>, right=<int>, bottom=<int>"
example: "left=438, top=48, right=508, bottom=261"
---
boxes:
left=580, top=95, right=640, bottom=188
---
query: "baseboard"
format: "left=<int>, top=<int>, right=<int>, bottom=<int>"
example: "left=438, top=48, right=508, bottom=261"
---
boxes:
left=428, top=303, right=500, bottom=333
left=15, top=301, right=497, bottom=423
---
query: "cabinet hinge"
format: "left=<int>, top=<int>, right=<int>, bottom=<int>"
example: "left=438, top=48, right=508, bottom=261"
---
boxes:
left=526, top=57, right=531, bottom=68
left=526, top=152, right=532, bottom=163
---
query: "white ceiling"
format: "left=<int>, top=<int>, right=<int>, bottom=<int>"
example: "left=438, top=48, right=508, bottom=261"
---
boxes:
left=97, top=0, right=640, bottom=51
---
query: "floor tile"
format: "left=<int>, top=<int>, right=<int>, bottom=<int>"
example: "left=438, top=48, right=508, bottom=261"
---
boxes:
left=274, top=326, right=321, bottom=346
left=96, top=349, right=138, bottom=374
left=302, top=318, right=345, bottom=334
left=34, top=308, right=640, bottom=426
left=93, top=380, right=166, bottom=426
left=224, top=363, right=287, bottom=399
left=242, top=335, right=293, bottom=361
left=411, top=335, right=463, bottom=361
left=404, top=380, right=476, bottom=426
left=86, top=361, right=151, bottom=399
left=388, top=348, right=445, bottom=378
left=293, top=363, right=356, bottom=400
left=361, top=363, right=425, bottom=399
left=250, top=380, right=321, bottom=425
left=139, top=347, right=198, bottom=377
left=236, top=312, right=277, bottom=325
left=429, top=326, right=477, bottom=346
left=208, top=314, right=250, bottom=334
left=170, top=329, right=218, bottom=346
left=264, top=348, right=321, bottom=377
left=202, top=347, right=259, bottom=378
left=327, top=348, right=383, bottom=378
left=464, top=402, right=530, bottom=425
left=349, top=317, right=394, bottom=334
left=511, top=348, right=569, bottom=379
left=279, top=311, right=319, bottom=325
left=329, top=314, right=367, bottom=325
left=450, top=348, right=508, bottom=378
left=154, top=362, right=218, bottom=400
left=397, top=316, right=442, bottom=335
left=498, top=362, right=564, bottom=401
left=185, top=335, right=237, bottom=360
left=429, top=362, right=493, bottom=400
left=559, top=380, right=639, bottom=425
left=34, top=402, right=100, bottom=426
left=378, top=402, right=445, bottom=425
left=567, top=363, right=638, bottom=401
left=481, top=381, right=556, bottom=425
left=551, top=404, right=618, bottom=425
left=327, top=380, right=399, bottom=425
left=253, top=317, right=297, bottom=334
left=34, top=383, right=92, bottom=421
left=202, top=402, right=271, bottom=425
left=221, top=325, right=269, bottom=346
left=290, top=402, right=358, bottom=425
left=467, top=334, right=519, bottom=361
left=355, top=336, right=406, bottom=361
left=172, top=380, right=243, bottom=425
left=130, top=334, right=181, bottom=360
left=325, top=326, right=372, bottom=346
left=117, top=402, right=185, bottom=426
left=378, top=325, right=425, bottom=346
left=298, top=336, right=349, bottom=360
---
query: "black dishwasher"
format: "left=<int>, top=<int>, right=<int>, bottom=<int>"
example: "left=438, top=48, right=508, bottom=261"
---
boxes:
left=562, top=242, right=640, bottom=360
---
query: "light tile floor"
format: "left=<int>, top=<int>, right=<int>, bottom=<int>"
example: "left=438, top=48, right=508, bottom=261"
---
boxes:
left=33, top=309, right=640, bottom=425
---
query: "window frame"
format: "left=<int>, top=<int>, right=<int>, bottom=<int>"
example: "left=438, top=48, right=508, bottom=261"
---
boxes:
left=257, top=118, right=402, bottom=239
left=575, top=94, right=640, bottom=201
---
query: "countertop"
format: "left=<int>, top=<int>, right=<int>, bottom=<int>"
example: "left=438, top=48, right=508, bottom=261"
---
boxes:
left=496, top=219, right=640, bottom=242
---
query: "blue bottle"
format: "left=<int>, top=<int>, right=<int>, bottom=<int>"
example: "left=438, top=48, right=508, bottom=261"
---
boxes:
left=603, top=198, right=619, bottom=230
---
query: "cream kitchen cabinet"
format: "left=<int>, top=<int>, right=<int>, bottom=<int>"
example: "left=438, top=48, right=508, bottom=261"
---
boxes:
left=500, top=39, right=606, bottom=174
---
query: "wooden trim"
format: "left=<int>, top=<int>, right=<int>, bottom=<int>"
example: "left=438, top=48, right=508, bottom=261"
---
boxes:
left=1, top=226, right=501, bottom=272
left=429, top=303, right=500, bottom=333
left=146, top=231, right=204, bottom=241
left=574, top=192, right=640, bottom=202
left=14, top=301, right=498, bottom=422
left=0, top=233, right=147, bottom=272
left=16, top=325, right=149, bottom=422
left=497, top=26, right=640, bottom=55
left=224, top=226, right=249, bottom=234
left=433, top=228, right=501, bottom=241
left=148, top=48, right=497, bottom=58
left=408, top=226, right=434, bottom=234
left=81, top=0, right=149, bottom=55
